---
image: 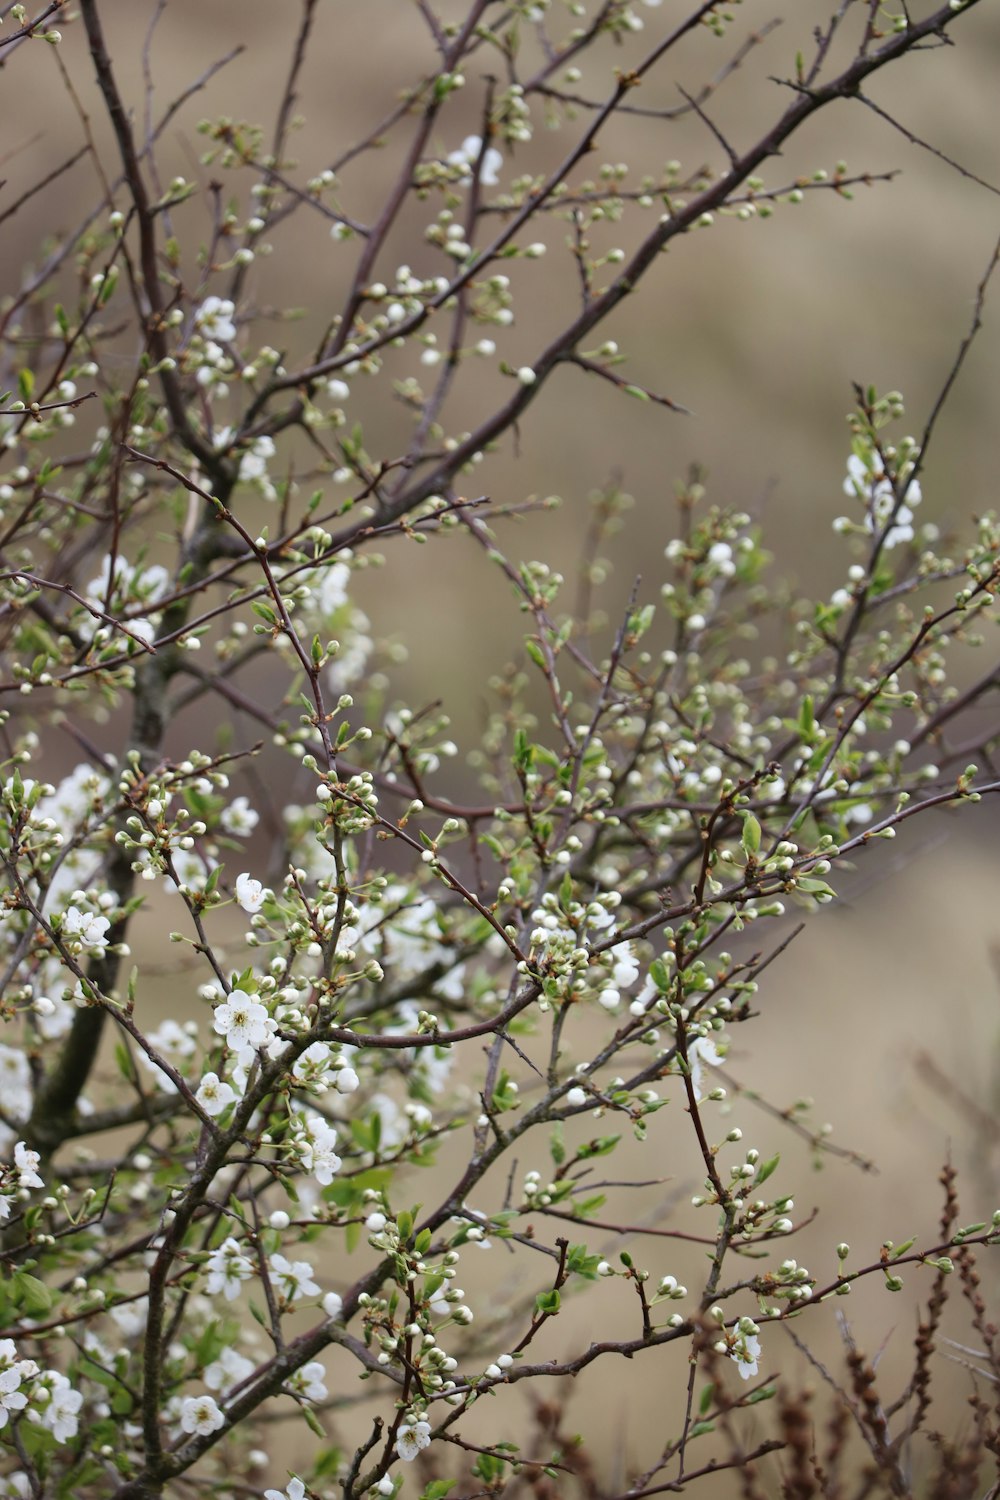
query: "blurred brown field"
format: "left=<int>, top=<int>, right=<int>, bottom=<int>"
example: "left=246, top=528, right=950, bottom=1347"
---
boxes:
left=6, top=0, right=1000, bottom=1490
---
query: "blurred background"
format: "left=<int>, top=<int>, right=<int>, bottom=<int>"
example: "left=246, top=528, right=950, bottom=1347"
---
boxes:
left=4, top=0, right=1000, bottom=1488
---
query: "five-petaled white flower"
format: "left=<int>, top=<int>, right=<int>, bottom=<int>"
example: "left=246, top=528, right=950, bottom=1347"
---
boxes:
left=13, top=1142, right=42, bottom=1190
left=731, top=1332, right=761, bottom=1381
left=194, top=296, right=236, bottom=343
left=446, top=135, right=503, bottom=187
left=40, top=1372, right=82, bottom=1442
left=213, top=990, right=270, bottom=1056
left=287, top=1360, right=327, bottom=1403
left=686, top=1034, right=724, bottom=1102
left=235, top=872, right=265, bottom=914
left=179, top=1393, right=225, bottom=1435
left=62, top=906, right=111, bottom=952
left=196, top=1072, right=236, bottom=1117
left=204, top=1237, right=254, bottom=1300
left=396, top=1417, right=432, bottom=1461
left=220, top=795, right=259, bottom=836
left=204, top=1345, right=254, bottom=1395
left=269, top=1253, right=320, bottom=1303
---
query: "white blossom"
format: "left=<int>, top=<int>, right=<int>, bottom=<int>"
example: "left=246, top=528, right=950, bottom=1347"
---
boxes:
left=205, top=1237, right=254, bottom=1300
left=140, top=1018, right=197, bottom=1095
left=269, top=1253, right=321, bottom=1302
left=844, top=451, right=920, bottom=549
left=396, top=1417, right=432, bottom=1461
left=196, top=1072, right=236, bottom=1116
left=13, top=1143, right=42, bottom=1190
left=195, top=296, right=236, bottom=342
left=731, top=1332, right=761, bottom=1381
left=265, top=1481, right=305, bottom=1500
left=687, top=1034, right=724, bottom=1101
left=0, top=1356, right=30, bottom=1431
left=180, top=1393, right=225, bottom=1435
left=287, top=1360, right=327, bottom=1402
left=297, top=1115, right=342, bottom=1185
left=213, top=990, right=271, bottom=1055
left=0, top=1049, right=31, bottom=1122
left=39, top=1372, right=82, bottom=1442
left=235, top=872, right=265, bottom=914
left=447, top=135, right=503, bottom=186
left=204, top=1345, right=255, bottom=1394
left=220, top=796, right=259, bottom=836
left=62, top=906, right=111, bottom=952
left=610, top=941, right=640, bottom=988
left=0, top=1372, right=28, bottom=1430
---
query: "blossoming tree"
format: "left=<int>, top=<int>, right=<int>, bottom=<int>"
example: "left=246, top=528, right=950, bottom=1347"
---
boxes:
left=0, top=1, right=999, bottom=1497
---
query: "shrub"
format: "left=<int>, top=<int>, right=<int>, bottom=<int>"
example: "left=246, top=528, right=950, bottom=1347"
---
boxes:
left=0, top=2, right=998, bottom=1496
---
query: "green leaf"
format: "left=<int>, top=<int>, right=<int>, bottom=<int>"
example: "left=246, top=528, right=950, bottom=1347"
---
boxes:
left=524, top=638, right=546, bottom=670
left=755, top=1153, right=780, bottom=1186
left=698, top=1381, right=714, bottom=1415
left=314, top=1446, right=344, bottom=1479
left=649, top=958, right=672, bottom=994
left=303, top=1403, right=325, bottom=1437
left=565, top=1244, right=602, bottom=1279
left=740, top=813, right=761, bottom=857
left=534, top=1288, right=561, bottom=1316
left=13, top=1271, right=53, bottom=1316
left=747, top=1385, right=776, bottom=1405
left=420, top=1482, right=456, bottom=1500
left=577, top=1135, right=620, bottom=1161
left=798, top=694, right=815, bottom=738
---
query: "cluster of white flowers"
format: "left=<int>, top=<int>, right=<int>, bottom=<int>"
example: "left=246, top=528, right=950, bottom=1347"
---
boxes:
left=291, top=1041, right=360, bottom=1096
left=292, top=1110, right=342, bottom=1185
left=141, top=1018, right=199, bottom=1095
left=527, top=889, right=634, bottom=1010
left=841, top=446, right=922, bottom=549
left=79, top=553, right=170, bottom=646
left=205, top=1237, right=254, bottom=1301
left=0, top=1142, right=43, bottom=1222
left=214, top=426, right=278, bottom=501
left=0, top=1341, right=82, bottom=1443
left=445, top=134, right=503, bottom=186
